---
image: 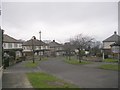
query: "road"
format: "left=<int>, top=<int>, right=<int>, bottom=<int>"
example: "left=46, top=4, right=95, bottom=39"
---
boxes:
left=39, top=57, right=118, bottom=88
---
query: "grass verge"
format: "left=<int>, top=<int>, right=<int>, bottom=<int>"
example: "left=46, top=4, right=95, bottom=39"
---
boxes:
left=26, top=72, right=78, bottom=88
left=41, top=57, right=48, bottom=61
left=99, top=64, right=119, bottom=71
left=64, top=58, right=91, bottom=65
left=25, top=57, right=48, bottom=68
left=103, top=59, right=118, bottom=63
left=25, top=62, right=38, bottom=68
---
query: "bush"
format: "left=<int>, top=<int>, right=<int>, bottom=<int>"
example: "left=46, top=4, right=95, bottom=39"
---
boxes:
left=8, top=51, right=16, bottom=59
left=104, top=55, right=108, bottom=59
left=16, top=56, right=23, bottom=63
left=96, top=53, right=102, bottom=57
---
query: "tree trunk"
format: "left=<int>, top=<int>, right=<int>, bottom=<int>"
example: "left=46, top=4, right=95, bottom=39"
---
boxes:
left=68, top=50, right=71, bottom=60
left=78, top=48, right=81, bottom=63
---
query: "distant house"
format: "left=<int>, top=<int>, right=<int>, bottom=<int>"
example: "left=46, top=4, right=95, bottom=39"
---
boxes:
left=102, top=31, right=120, bottom=59
left=49, top=40, right=64, bottom=56
left=63, top=42, right=75, bottom=56
left=3, top=34, right=23, bottom=58
left=22, top=37, right=50, bottom=56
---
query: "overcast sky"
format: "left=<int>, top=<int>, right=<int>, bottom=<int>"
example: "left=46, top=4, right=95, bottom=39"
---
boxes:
left=1, top=1, right=118, bottom=43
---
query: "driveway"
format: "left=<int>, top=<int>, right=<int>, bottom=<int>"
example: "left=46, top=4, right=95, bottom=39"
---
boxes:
left=39, top=57, right=118, bottom=88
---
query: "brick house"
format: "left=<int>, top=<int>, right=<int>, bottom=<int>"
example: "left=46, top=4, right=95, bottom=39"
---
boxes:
left=102, top=31, right=120, bottom=59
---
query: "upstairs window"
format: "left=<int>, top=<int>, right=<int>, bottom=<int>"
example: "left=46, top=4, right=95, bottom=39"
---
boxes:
left=3, top=43, right=6, bottom=48
left=14, top=43, right=17, bottom=48
left=8, top=43, right=12, bottom=48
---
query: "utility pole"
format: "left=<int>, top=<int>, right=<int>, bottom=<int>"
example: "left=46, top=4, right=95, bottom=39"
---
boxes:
left=39, top=31, right=41, bottom=60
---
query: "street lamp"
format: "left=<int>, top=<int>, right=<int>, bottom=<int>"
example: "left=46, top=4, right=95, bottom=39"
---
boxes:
left=39, top=31, right=41, bottom=60
left=32, top=36, right=35, bottom=63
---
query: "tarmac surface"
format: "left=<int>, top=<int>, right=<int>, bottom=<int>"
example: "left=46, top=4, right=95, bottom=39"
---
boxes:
left=2, top=57, right=118, bottom=88
left=39, top=57, right=118, bottom=88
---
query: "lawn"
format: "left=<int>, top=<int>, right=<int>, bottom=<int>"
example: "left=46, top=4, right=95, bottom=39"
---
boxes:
left=26, top=72, right=78, bottom=88
left=99, top=64, right=119, bottom=71
left=103, top=59, right=118, bottom=63
left=25, top=62, right=39, bottom=68
left=64, top=58, right=91, bottom=65
left=25, top=57, right=48, bottom=68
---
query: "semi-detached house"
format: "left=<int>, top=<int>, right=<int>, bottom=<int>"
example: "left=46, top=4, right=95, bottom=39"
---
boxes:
left=3, top=34, right=23, bottom=58
left=102, top=31, right=120, bottom=59
left=22, top=37, right=50, bottom=57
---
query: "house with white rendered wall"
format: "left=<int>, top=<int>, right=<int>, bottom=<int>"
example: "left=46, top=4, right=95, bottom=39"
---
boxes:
left=3, top=34, right=23, bottom=58
left=49, top=40, right=64, bottom=56
left=22, top=37, right=50, bottom=57
left=102, top=31, right=120, bottom=59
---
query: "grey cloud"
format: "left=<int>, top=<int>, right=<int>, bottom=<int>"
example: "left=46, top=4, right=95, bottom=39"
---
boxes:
left=2, top=2, right=118, bottom=42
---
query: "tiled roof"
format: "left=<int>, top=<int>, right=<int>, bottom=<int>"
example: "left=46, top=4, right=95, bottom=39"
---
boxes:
left=3, top=34, right=21, bottom=43
left=49, top=40, right=62, bottom=47
left=110, top=42, right=120, bottom=46
left=23, top=39, right=48, bottom=46
left=103, top=31, right=120, bottom=42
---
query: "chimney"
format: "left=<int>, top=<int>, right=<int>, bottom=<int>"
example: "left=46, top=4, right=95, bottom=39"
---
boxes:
left=39, top=31, right=41, bottom=41
left=32, top=36, right=36, bottom=39
left=114, top=31, right=117, bottom=35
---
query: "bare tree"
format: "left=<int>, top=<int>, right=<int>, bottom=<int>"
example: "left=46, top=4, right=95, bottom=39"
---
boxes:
left=64, top=42, right=74, bottom=60
left=90, top=40, right=102, bottom=57
left=70, top=34, right=94, bottom=63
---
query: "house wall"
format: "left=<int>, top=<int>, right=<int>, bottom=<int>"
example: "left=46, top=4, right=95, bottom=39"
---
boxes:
left=50, top=46, right=64, bottom=56
left=23, top=45, right=50, bottom=57
left=56, top=47, right=63, bottom=50
left=41, top=46, right=49, bottom=50
left=111, top=46, right=120, bottom=53
left=102, top=42, right=115, bottom=59
left=103, top=41, right=120, bottom=59
left=3, top=43, right=23, bottom=58
left=23, top=46, right=32, bottom=52
left=3, top=43, right=22, bottom=49
left=103, top=42, right=115, bottom=49
left=23, top=45, right=49, bottom=52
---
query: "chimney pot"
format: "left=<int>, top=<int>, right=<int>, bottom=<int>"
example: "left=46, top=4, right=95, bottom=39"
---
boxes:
left=114, top=31, right=117, bottom=35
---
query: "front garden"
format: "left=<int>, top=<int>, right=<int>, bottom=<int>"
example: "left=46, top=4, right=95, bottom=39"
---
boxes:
left=99, top=64, right=119, bottom=71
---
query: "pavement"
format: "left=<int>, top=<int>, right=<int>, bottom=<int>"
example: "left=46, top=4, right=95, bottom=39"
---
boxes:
left=2, top=57, right=118, bottom=88
left=2, top=60, right=41, bottom=88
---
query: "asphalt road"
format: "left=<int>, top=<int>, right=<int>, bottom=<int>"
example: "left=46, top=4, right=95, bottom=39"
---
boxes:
left=39, top=57, right=118, bottom=88
left=2, top=57, right=118, bottom=88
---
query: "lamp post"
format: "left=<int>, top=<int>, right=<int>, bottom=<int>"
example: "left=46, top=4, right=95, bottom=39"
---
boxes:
left=32, top=36, right=35, bottom=63
left=39, top=31, right=41, bottom=60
